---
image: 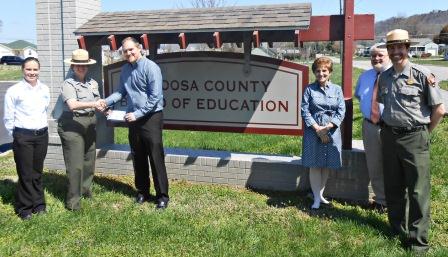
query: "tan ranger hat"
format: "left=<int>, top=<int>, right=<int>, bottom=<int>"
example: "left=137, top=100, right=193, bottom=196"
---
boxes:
left=64, top=49, right=96, bottom=65
left=382, top=29, right=417, bottom=47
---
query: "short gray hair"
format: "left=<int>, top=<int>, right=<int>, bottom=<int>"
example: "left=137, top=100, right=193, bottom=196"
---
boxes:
left=369, top=43, right=387, bottom=54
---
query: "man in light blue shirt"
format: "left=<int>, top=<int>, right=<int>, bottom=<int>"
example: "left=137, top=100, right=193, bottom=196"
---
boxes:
left=104, top=37, right=169, bottom=209
left=354, top=44, right=391, bottom=211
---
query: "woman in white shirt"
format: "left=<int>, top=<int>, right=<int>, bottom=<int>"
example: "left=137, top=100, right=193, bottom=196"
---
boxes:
left=3, top=57, right=50, bottom=220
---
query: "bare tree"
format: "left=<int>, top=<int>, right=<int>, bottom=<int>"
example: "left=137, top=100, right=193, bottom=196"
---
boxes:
left=190, top=0, right=226, bottom=8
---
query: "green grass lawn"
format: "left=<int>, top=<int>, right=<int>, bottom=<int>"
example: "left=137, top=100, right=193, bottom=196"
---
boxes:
left=1, top=120, right=448, bottom=256
left=0, top=66, right=22, bottom=81
left=439, top=80, right=448, bottom=91
left=1, top=63, right=447, bottom=256
left=411, top=58, right=448, bottom=67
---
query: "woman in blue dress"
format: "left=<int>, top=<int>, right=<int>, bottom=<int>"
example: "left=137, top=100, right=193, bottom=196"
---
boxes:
left=301, top=57, right=346, bottom=209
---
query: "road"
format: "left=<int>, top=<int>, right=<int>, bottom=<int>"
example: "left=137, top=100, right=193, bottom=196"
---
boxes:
left=0, top=82, right=13, bottom=147
left=352, top=60, right=448, bottom=81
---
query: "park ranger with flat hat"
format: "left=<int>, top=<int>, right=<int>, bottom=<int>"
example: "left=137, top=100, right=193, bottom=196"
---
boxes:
left=377, top=29, right=445, bottom=253
left=57, top=49, right=104, bottom=211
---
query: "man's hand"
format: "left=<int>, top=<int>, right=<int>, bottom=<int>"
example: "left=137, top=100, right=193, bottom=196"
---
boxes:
left=124, top=112, right=136, bottom=122
left=94, top=99, right=107, bottom=112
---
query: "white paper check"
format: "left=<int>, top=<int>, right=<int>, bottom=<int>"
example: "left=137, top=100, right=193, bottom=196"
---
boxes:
left=107, top=110, right=126, bottom=121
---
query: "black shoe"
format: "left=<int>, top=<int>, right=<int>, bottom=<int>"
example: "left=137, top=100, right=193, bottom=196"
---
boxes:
left=135, top=193, right=149, bottom=204
left=19, top=212, right=32, bottom=220
left=156, top=199, right=169, bottom=209
left=370, top=202, right=387, bottom=213
left=83, top=191, right=93, bottom=199
left=33, top=208, right=47, bottom=215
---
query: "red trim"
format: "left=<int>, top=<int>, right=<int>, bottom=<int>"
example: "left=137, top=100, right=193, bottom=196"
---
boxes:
left=253, top=31, right=260, bottom=48
left=140, top=34, right=150, bottom=50
left=213, top=32, right=222, bottom=48
left=294, top=30, right=300, bottom=48
left=77, top=36, right=86, bottom=49
left=178, top=33, right=187, bottom=49
left=108, top=35, right=117, bottom=51
left=163, top=124, right=303, bottom=136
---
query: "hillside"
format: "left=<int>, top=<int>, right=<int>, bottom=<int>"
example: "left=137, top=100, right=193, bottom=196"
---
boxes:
left=375, top=10, right=448, bottom=40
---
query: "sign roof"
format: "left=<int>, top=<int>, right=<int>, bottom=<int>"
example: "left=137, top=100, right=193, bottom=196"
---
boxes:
left=75, top=3, right=311, bottom=36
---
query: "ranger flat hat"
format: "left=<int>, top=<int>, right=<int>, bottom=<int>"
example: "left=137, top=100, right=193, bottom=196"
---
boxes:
left=64, top=49, right=96, bottom=65
left=382, top=29, right=417, bottom=47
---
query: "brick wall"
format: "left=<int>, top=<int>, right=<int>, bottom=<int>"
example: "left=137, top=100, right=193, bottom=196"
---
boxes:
left=45, top=142, right=371, bottom=202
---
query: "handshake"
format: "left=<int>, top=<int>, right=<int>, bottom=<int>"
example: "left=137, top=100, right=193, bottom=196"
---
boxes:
left=93, top=99, right=137, bottom=122
left=94, top=99, right=110, bottom=113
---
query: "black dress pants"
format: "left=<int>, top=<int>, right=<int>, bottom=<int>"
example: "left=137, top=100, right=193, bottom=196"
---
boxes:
left=128, top=111, right=169, bottom=201
left=12, top=129, right=48, bottom=216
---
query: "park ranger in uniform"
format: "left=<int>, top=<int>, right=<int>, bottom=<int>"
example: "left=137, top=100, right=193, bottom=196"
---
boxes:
left=377, top=29, right=445, bottom=253
left=58, top=49, right=104, bottom=211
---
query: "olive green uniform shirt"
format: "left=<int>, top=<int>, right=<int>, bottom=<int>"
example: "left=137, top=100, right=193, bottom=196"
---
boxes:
left=377, top=61, right=443, bottom=127
left=61, top=77, right=100, bottom=114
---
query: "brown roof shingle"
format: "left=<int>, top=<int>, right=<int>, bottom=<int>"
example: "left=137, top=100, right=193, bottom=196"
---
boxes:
left=75, top=3, right=311, bottom=36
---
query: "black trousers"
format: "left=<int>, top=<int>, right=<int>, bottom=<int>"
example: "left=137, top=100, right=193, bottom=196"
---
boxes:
left=12, top=129, right=48, bottom=216
left=128, top=111, right=169, bottom=201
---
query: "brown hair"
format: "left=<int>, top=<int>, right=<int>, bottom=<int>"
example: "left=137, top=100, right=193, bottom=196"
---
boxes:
left=121, top=37, right=140, bottom=47
left=311, top=57, right=333, bottom=73
left=22, top=57, right=40, bottom=70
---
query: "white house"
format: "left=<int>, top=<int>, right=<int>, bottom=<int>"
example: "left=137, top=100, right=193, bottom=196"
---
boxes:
left=0, top=44, right=14, bottom=58
left=409, top=38, right=439, bottom=57
left=22, top=46, right=38, bottom=58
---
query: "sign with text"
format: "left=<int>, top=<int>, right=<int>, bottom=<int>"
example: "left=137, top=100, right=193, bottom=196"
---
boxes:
left=104, top=52, right=308, bottom=135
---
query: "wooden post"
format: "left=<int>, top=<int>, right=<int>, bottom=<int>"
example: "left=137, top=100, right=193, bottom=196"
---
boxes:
left=342, top=0, right=354, bottom=150
left=107, top=35, right=117, bottom=51
left=77, top=36, right=86, bottom=49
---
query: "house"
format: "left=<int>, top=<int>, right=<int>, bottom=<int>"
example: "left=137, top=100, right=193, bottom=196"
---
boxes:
left=0, top=43, right=14, bottom=58
left=22, top=46, right=38, bottom=58
left=5, top=40, right=38, bottom=58
left=409, top=38, right=439, bottom=57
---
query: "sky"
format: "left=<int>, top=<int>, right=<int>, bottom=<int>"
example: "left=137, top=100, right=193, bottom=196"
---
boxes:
left=0, top=0, right=447, bottom=44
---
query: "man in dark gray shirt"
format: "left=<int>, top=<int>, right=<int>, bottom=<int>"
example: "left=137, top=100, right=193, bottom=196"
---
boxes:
left=377, top=29, right=445, bottom=253
left=104, top=37, right=169, bottom=209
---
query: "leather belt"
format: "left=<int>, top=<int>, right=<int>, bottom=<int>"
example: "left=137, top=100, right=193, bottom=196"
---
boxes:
left=62, top=111, right=95, bottom=118
left=364, top=118, right=384, bottom=126
left=74, top=111, right=95, bottom=117
left=14, top=127, right=48, bottom=136
left=383, top=124, right=427, bottom=134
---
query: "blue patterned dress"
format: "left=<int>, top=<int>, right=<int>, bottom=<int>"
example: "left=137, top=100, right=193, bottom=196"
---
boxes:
left=301, top=82, right=346, bottom=169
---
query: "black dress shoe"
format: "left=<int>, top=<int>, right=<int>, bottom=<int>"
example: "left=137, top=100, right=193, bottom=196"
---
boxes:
left=83, top=191, right=93, bottom=199
left=156, top=199, right=169, bottom=209
left=33, top=208, right=47, bottom=215
left=19, top=213, right=32, bottom=220
left=135, top=193, right=149, bottom=204
left=369, top=202, right=387, bottom=213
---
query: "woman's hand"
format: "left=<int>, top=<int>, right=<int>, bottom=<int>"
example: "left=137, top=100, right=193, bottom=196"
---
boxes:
left=319, top=133, right=330, bottom=144
left=315, top=123, right=334, bottom=137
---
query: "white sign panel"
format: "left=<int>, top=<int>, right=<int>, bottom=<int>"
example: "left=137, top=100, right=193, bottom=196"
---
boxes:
left=104, top=52, right=308, bottom=135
